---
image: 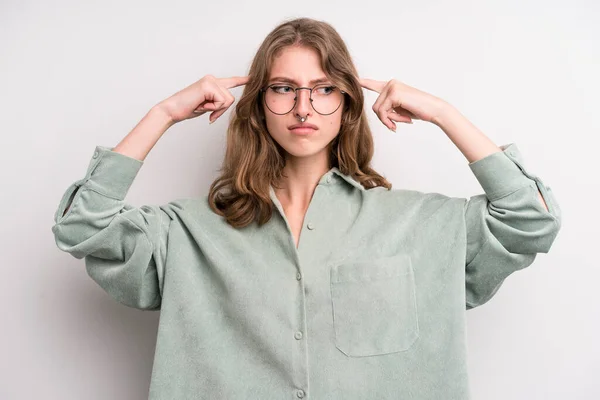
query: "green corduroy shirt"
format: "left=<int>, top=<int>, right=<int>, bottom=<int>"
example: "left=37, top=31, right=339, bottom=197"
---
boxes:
left=52, top=142, right=561, bottom=399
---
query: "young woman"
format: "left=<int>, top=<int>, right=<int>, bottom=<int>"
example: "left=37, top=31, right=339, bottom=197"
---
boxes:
left=52, top=17, right=561, bottom=400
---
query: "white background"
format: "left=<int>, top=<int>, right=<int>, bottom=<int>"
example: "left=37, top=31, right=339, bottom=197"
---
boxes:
left=1, top=0, right=597, bottom=399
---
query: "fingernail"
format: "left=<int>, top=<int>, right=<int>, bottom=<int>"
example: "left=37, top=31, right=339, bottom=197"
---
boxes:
left=209, top=119, right=214, bottom=124
left=389, top=126, right=396, bottom=132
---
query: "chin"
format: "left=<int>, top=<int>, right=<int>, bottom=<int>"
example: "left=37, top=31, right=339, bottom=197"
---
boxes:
left=281, top=145, right=325, bottom=159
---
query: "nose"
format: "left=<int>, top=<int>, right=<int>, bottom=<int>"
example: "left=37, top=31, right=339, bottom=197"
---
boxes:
left=294, top=88, right=312, bottom=117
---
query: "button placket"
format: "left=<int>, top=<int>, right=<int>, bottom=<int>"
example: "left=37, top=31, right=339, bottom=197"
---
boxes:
left=292, top=177, right=330, bottom=400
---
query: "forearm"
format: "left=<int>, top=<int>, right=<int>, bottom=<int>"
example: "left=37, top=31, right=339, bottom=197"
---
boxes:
left=433, top=103, right=549, bottom=211
left=112, top=105, right=176, bottom=162
left=62, top=106, right=175, bottom=217
left=432, top=103, right=501, bottom=163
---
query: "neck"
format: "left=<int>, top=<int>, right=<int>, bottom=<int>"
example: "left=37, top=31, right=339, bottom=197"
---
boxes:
left=273, top=150, right=331, bottom=210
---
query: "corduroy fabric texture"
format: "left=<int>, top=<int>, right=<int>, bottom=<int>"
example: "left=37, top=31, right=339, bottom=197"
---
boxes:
left=52, top=142, right=561, bottom=399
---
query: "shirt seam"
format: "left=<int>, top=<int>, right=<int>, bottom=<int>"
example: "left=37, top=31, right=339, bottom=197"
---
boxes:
left=82, top=180, right=127, bottom=201
left=121, top=213, right=162, bottom=305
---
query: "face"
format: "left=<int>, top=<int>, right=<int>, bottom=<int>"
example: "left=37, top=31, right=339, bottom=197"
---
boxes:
left=262, top=45, right=345, bottom=165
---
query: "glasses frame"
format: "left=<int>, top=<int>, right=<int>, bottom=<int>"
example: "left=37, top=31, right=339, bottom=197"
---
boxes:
left=260, top=83, right=347, bottom=116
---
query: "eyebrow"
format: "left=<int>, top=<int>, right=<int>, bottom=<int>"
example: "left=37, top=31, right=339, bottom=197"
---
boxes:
left=268, top=76, right=331, bottom=86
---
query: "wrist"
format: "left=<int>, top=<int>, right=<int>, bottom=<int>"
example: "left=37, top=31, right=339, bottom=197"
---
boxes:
left=150, top=103, right=176, bottom=129
left=431, top=101, right=458, bottom=127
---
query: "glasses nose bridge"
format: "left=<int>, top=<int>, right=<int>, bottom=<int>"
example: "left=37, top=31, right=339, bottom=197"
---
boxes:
left=294, top=86, right=313, bottom=99
left=293, top=86, right=313, bottom=111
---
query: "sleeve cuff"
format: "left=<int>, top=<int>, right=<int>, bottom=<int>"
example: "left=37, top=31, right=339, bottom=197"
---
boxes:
left=467, top=143, right=537, bottom=201
left=81, top=145, right=144, bottom=200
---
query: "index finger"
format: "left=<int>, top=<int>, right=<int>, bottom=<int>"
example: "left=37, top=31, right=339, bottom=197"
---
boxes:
left=359, top=78, right=385, bottom=93
left=219, top=75, right=250, bottom=89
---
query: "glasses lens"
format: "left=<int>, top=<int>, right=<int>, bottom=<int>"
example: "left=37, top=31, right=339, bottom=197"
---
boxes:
left=311, top=85, right=343, bottom=114
left=264, top=85, right=296, bottom=114
left=264, top=85, right=343, bottom=115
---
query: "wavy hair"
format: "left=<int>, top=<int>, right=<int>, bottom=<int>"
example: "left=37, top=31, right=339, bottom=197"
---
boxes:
left=208, top=17, right=392, bottom=228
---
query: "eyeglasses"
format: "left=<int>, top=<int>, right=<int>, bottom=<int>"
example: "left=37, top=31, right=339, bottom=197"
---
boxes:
left=260, top=83, right=346, bottom=115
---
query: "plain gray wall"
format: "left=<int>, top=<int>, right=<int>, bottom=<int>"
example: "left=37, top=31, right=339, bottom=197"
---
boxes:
left=1, top=0, right=597, bottom=399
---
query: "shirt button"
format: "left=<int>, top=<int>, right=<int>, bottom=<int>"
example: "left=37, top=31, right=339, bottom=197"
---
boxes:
left=294, top=331, right=303, bottom=340
left=326, top=176, right=332, bottom=184
left=296, top=272, right=302, bottom=280
left=307, top=222, right=315, bottom=230
left=92, top=151, right=99, bottom=158
left=296, top=389, right=305, bottom=398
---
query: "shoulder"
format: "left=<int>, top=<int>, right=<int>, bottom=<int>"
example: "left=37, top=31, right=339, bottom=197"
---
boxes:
left=363, top=186, right=466, bottom=222
left=160, top=196, right=210, bottom=215
left=160, top=195, right=230, bottom=226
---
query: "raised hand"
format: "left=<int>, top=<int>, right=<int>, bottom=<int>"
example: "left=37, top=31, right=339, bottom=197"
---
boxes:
left=156, top=75, right=250, bottom=124
left=360, top=78, right=447, bottom=131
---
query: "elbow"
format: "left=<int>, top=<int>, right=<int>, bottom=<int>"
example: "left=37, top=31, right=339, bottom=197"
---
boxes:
left=487, top=187, right=562, bottom=254
left=503, top=216, right=561, bottom=254
left=527, top=198, right=562, bottom=254
left=536, top=217, right=561, bottom=253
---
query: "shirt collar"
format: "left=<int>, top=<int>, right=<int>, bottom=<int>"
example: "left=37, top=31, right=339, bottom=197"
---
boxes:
left=268, top=167, right=365, bottom=208
left=322, top=167, right=365, bottom=191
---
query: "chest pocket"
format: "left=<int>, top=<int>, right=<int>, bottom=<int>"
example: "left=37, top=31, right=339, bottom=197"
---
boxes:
left=329, top=253, right=419, bottom=357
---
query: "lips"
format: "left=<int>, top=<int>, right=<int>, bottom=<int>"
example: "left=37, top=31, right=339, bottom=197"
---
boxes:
left=288, top=123, right=318, bottom=130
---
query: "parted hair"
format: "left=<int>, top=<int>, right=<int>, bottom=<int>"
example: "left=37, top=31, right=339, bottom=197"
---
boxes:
left=208, top=17, right=392, bottom=228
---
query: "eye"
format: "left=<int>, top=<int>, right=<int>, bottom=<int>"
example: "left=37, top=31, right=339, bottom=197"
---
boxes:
left=315, top=85, right=336, bottom=95
left=270, top=85, right=294, bottom=94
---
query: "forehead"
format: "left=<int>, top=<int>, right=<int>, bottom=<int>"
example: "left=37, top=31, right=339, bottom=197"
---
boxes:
left=268, top=46, right=328, bottom=84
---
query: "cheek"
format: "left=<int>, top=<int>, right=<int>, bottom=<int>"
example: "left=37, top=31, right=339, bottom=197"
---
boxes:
left=264, top=116, right=287, bottom=139
left=266, top=117, right=283, bottom=130
left=328, top=113, right=343, bottom=128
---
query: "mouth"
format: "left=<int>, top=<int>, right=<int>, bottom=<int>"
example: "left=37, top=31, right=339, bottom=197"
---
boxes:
left=288, top=123, right=318, bottom=135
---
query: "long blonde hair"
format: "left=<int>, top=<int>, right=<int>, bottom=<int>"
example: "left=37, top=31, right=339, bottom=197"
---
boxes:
left=208, top=17, right=392, bottom=228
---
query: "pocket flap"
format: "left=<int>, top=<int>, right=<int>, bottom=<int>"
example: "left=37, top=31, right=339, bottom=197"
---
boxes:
left=331, top=253, right=413, bottom=283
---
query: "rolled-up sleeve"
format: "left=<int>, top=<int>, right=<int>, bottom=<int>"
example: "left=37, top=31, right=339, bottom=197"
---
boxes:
left=463, top=143, right=562, bottom=310
left=52, top=146, right=179, bottom=310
